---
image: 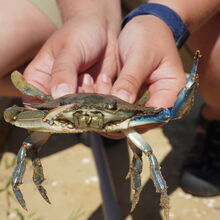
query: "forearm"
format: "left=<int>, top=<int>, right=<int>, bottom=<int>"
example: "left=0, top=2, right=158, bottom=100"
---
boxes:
left=0, top=0, right=55, bottom=73
left=56, top=0, right=121, bottom=25
left=149, top=0, right=220, bottom=31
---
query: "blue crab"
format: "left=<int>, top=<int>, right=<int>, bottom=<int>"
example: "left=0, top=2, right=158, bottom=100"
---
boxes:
left=4, top=51, right=201, bottom=219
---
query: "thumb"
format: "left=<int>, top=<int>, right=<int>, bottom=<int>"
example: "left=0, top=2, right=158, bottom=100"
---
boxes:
left=50, top=45, right=82, bottom=99
left=23, top=47, right=55, bottom=95
left=145, top=61, right=186, bottom=108
left=111, top=48, right=156, bottom=103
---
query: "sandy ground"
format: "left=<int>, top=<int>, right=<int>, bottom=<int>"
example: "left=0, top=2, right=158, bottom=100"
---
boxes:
left=1, top=96, right=220, bottom=220
left=0, top=1, right=220, bottom=220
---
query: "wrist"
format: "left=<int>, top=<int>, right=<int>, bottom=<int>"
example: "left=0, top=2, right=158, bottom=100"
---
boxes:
left=122, top=3, right=189, bottom=48
left=121, top=14, right=176, bottom=53
left=57, top=0, right=121, bottom=34
left=57, top=0, right=121, bottom=23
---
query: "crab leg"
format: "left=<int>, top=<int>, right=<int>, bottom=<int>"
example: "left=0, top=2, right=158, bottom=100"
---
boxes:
left=124, top=129, right=169, bottom=219
left=43, top=104, right=75, bottom=124
left=12, top=144, right=28, bottom=210
left=171, top=50, right=201, bottom=119
left=31, top=147, right=51, bottom=204
left=11, top=132, right=51, bottom=210
left=11, top=71, right=53, bottom=101
left=124, top=129, right=167, bottom=191
left=126, top=139, right=143, bottom=212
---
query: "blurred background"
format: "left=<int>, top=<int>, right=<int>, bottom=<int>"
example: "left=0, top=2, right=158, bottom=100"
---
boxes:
left=0, top=0, right=219, bottom=220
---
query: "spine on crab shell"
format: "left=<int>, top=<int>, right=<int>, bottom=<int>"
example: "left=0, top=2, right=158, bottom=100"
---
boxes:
left=171, top=50, right=201, bottom=119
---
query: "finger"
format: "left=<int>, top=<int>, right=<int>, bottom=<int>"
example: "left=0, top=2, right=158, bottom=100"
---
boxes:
left=112, top=38, right=186, bottom=107
left=96, top=43, right=118, bottom=94
left=50, top=44, right=83, bottom=98
left=146, top=78, right=186, bottom=108
left=111, top=46, right=155, bottom=103
left=77, top=86, right=84, bottom=93
left=23, top=47, right=54, bottom=95
left=145, top=56, right=186, bottom=108
left=81, top=73, right=96, bottom=93
left=96, top=73, right=112, bottom=94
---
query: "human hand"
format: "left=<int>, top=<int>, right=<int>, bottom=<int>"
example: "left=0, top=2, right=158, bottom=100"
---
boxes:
left=23, top=13, right=120, bottom=99
left=102, top=15, right=187, bottom=138
left=112, top=15, right=186, bottom=108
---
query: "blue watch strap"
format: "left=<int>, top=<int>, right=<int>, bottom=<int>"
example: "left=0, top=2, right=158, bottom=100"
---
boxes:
left=122, top=3, right=190, bottom=49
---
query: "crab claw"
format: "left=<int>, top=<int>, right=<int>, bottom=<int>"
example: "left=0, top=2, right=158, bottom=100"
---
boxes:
left=32, top=157, right=51, bottom=204
left=12, top=185, right=27, bottom=211
left=36, top=185, right=51, bottom=204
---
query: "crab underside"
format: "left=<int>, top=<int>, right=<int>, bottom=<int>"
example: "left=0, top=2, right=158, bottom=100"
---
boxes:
left=4, top=51, right=201, bottom=219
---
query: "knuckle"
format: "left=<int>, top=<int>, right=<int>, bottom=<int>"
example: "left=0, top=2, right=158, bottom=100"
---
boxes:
left=52, top=61, right=73, bottom=78
left=52, top=65, right=68, bottom=76
left=120, top=73, right=141, bottom=92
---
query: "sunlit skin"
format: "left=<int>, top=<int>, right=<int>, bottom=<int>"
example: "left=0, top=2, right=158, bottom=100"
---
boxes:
left=0, top=0, right=219, bottom=139
left=0, top=0, right=56, bottom=96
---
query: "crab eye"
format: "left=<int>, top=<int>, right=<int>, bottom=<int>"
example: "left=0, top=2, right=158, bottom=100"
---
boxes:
left=104, top=100, right=117, bottom=110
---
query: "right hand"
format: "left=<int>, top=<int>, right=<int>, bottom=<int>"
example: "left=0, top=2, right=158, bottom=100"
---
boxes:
left=111, top=15, right=186, bottom=108
left=23, top=13, right=120, bottom=99
left=104, top=15, right=187, bottom=139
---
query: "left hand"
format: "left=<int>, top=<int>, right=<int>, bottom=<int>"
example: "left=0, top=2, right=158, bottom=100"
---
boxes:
left=101, top=15, right=186, bottom=139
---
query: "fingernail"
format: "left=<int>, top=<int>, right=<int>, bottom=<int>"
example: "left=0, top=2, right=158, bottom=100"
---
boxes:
left=101, top=74, right=111, bottom=83
left=114, top=89, right=131, bottom=102
left=83, top=74, right=93, bottom=86
left=78, top=86, right=84, bottom=93
left=51, top=83, right=72, bottom=98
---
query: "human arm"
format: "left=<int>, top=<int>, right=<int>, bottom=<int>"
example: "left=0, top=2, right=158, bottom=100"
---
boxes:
left=110, top=0, right=220, bottom=108
left=24, top=0, right=121, bottom=98
left=0, top=0, right=56, bottom=97
left=152, top=0, right=220, bottom=31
